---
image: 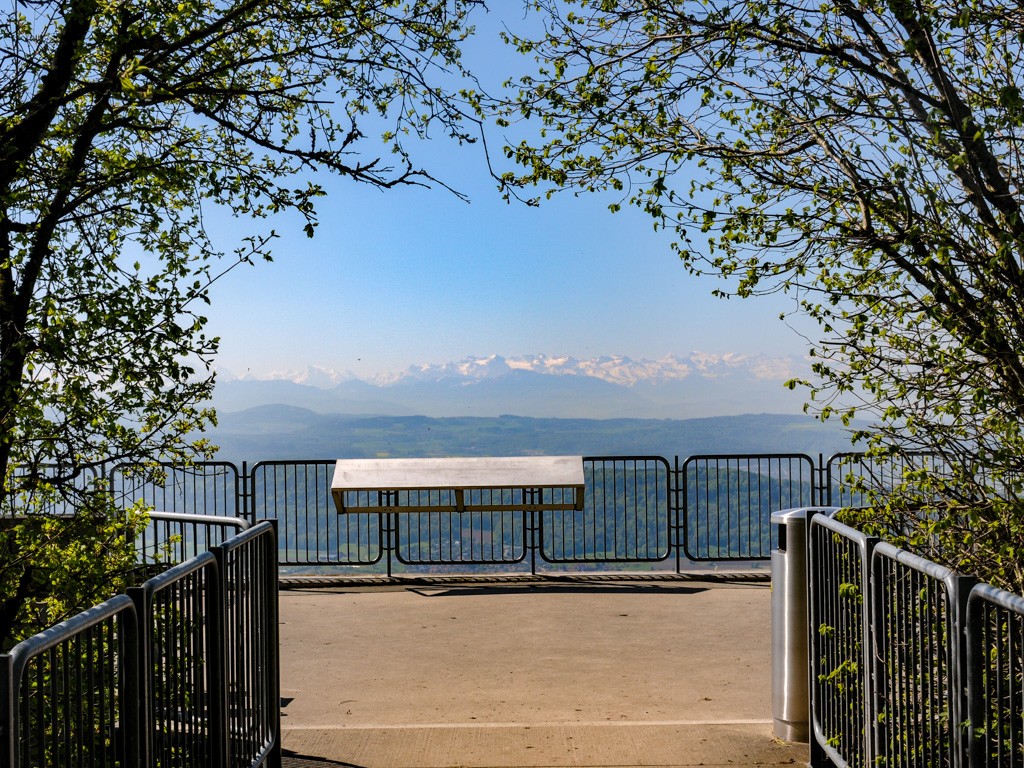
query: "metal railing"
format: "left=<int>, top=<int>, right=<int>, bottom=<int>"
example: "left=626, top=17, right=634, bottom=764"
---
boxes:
left=108, top=453, right=837, bottom=573
left=968, top=584, right=1024, bottom=768
left=808, top=514, right=1024, bottom=768
left=137, top=511, right=249, bottom=567
left=0, top=595, right=141, bottom=768
left=130, top=552, right=224, bottom=768
left=682, top=454, right=816, bottom=562
left=27, top=451, right=985, bottom=575
left=110, top=462, right=243, bottom=519
left=543, top=456, right=670, bottom=565
left=807, top=512, right=876, bottom=768
left=249, top=460, right=381, bottom=566
left=0, top=521, right=280, bottom=768
left=217, top=523, right=280, bottom=768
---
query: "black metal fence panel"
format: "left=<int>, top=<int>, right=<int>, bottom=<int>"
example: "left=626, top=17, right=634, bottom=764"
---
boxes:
left=17, top=451, right=1018, bottom=574
left=541, top=457, right=670, bottom=564
left=110, top=462, right=242, bottom=518
left=215, top=522, right=280, bottom=768
left=136, top=511, right=249, bottom=567
left=130, top=552, right=226, bottom=768
left=806, top=516, right=1024, bottom=768
left=682, top=454, right=815, bottom=561
left=870, top=544, right=973, bottom=768
left=250, top=461, right=382, bottom=567
left=808, top=513, right=876, bottom=768
left=114, top=454, right=833, bottom=570
left=968, top=584, right=1024, bottom=768
left=0, top=522, right=279, bottom=768
left=825, top=452, right=954, bottom=509
left=0, top=595, right=140, bottom=768
left=393, top=497, right=528, bottom=566
left=2, top=464, right=101, bottom=517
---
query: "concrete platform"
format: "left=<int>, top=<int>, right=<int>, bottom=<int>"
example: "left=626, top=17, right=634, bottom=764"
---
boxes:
left=278, top=577, right=807, bottom=768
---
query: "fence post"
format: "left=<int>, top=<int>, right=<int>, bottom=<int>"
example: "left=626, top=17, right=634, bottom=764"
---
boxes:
left=680, top=455, right=691, bottom=565
left=528, top=509, right=538, bottom=575
left=119, top=605, right=143, bottom=768
left=821, top=454, right=831, bottom=507
left=126, top=587, right=151, bottom=768
left=239, top=461, right=250, bottom=523
left=805, top=509, right=828, bottom=768
left=209, top=545, right=235, bottom=768
left=265, top=519, right=282, bottom=768
left=208, top=550, right=230, bottom=768
left=858, top=530, right=878, bottom=768
left=385, top=512, right=395, bottom=577
left=951, top=574, right=977, bottom=768
left=673, top=456, right=681, bottom=574
left=0, top=653, right=13, bottom=768
left=965, top=586, right=990, bottom=768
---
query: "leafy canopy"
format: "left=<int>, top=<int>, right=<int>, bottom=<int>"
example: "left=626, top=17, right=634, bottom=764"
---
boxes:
left=0, top=0, right=483, bottom=648
left=496, top=0, right=1024, bottom=587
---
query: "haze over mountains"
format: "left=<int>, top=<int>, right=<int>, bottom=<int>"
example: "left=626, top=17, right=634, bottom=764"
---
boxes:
left=214, top=352, right=813, bottom=419
left=204, top=353, right=857, bottom=460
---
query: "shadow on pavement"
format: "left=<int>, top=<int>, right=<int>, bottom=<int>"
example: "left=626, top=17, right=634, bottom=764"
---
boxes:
left=407, top=583, right=713, bottom=597
left=282, top=748, right=366, bottom=768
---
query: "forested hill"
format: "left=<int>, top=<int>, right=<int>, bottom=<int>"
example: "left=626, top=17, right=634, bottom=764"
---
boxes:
left=205, top=407, right=854, bottom=463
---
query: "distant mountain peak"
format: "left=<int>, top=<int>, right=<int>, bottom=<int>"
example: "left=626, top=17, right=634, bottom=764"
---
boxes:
left=212, top=351, right=813, bottom=419
left=227, top=352, right=807, bottom=390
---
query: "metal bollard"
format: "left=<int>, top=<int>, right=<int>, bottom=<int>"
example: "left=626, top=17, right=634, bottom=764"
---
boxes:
left=770, top=507, right=837, bottom=742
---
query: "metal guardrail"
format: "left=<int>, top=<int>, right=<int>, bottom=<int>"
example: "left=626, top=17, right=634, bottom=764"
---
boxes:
left=47, top=451, right=998, bottom=575
left=8, top=451, right=1003, bottom=575
left=110, top=462, right=242, bottom=519
left=119, top=454, right=821, bottom=573
left=250, top=460, right=382, bottom=566
left=137, top=511, right=249, bottom=566
left=808, top=513, right=877, bottom=768
left=870, top=543, right=974, bottom=768
left=682, top=454, right=816, bottom=561
left=0, top=595, right=141, bottom=768
left=1, top=464, right=101, bottom=518
left=216, top=523, right=281, bottom=768
left=967, top=584, right=1024, bottom=768
left=825, top=451, right=956, bottom=509
left=808, top=516, right=1024, bottom=768
left=247, top=457, right=674, bottom=574
left=543, top=456, right=670, bottom=564
left=0, top=521, right=280, bottom=768
left=130, top=551, right=225, bottom=768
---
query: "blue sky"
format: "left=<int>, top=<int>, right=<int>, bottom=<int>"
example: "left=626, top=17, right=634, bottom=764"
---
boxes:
left=202, top=8, right=814, bottom=382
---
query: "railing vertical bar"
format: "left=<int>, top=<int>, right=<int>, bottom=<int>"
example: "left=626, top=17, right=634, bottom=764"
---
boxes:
left=997, top=604, right=1007, bottom=767
left=98, top=622, right=108, bottom=768
left=938, top=577, right=948, bottom=768
left=86, top=626, right=96, bottom=768
left=632, top=461, right=638, bottom=560
left=674, top=456, right=682, bottom=573
left=903, top=559, right=914, bottom=766
left=932, top=571, right=939, bottom=768
left=1, top=655, right=12, bottom=768
left=1011, top=607, right=1019, bottom=768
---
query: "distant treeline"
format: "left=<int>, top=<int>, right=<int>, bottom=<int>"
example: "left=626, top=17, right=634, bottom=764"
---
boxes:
left=205, top=407, right=853, bottom=463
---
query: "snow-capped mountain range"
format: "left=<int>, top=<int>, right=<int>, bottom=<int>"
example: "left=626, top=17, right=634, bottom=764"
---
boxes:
left=227, top=352, right=804, bottom=388
left=213, top=352, right=813, bottom=419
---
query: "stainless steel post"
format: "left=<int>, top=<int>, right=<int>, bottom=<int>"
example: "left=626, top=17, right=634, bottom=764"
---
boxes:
left=771, top=507, right=836, bottom=743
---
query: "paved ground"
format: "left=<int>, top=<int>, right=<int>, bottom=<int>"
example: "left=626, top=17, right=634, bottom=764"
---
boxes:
left=277, top=575, right=808, bottom=768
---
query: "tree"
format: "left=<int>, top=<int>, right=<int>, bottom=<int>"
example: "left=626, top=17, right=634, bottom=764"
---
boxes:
left=495, top=0, right=1024, bottom=588
left=0, top=0, right=483, bottom=649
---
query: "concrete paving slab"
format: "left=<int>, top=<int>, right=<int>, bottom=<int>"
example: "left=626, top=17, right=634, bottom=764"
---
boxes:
left=283, top=723, right=802, bottom=767
left=278, top=579, right=807, bottom=768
